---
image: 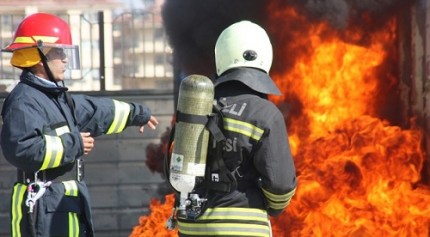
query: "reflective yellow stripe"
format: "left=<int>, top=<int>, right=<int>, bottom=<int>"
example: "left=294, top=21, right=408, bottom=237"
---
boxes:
left=262, top=187, right=296, bottom=210
left=223, top=117, right=264, bottom=141
left=106, top=100, right=131, bottom=134
left=13, top=36, right=35, bottom=44
left=13, top=36, right=59, bottom=44
left=40, top=135, right=64, bottom=170
left=68, top=212, right=80, bottom=237
left=178, top=222, right=270, bottom=236
left=198, top=207, right=269, bottom=222
left=11, top=183, right=27, bottom=237
left=178, top=207, right=270, bottom=236
left=63, top=181, right=79, bottom=197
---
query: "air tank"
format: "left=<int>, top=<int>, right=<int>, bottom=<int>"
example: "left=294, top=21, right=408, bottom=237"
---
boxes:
left=169, top=74, right=214, bottom=217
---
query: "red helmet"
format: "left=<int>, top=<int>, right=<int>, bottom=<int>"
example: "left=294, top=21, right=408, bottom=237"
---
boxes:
left=3, top=13, right=80, bottom=69
left=4, top=13, right=73, bottom=51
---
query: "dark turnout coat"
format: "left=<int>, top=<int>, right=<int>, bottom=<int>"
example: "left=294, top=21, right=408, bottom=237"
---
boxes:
left=177, top=69, right=297, bottom=237
left=1, top=70, right=152, bottom=237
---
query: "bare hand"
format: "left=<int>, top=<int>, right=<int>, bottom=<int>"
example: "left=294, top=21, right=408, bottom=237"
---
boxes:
left=139, top=115, right=159, bottom=133
left=80, top=132, right=95, bottom=155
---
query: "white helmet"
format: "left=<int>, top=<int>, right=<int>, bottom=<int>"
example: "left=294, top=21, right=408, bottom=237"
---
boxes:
left=214, top=21, right=281, bottom=95
left=215, top=20, right=273, bottom=76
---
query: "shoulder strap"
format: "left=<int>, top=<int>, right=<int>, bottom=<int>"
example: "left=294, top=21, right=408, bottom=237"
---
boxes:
left=206, top=104, right=226, bottom=143
left=201, top=101, right=241, bottom=193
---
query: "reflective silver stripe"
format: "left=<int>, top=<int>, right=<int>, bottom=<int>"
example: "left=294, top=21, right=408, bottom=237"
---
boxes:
left=63, top=181, right=79, bottom=197
left=178, top=222, right=270, bottom=236
left=40, top=135, right=64, bottom=170
left=11, top=183, right=26, bottom=237
left=223, top=117, right=264, bottom=141
left=178, top=207, right=270, bottom=236
left=55, top=125, right=70, bottom=136
left=68, top=212, right=80, bottom=237
left=262, top=187, right=296, bottom=210
left=199, top=207, right=268, bottom=221
left=106, top=100, right=131, bottom=134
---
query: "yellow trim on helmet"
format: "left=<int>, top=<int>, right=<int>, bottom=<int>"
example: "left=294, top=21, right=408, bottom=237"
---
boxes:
left=13, top=36, right=59, bottom=45
left=13, top=36, right=35, bottom=44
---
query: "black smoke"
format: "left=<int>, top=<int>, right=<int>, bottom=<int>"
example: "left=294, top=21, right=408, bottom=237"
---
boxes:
left=301, top=0, right=412, bottom=29
left=161, top=0, right=415, bottom=78
left=161, top=0, right=266, bottom=77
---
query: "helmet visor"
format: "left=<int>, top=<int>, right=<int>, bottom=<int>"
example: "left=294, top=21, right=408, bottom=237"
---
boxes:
left=43, top=45, right=80, bottom=70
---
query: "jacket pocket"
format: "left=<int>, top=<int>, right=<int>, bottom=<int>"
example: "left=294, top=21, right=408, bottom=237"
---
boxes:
left=41, top=182, right=82, bottom=236
left=45, top=192, right=81, bottom=213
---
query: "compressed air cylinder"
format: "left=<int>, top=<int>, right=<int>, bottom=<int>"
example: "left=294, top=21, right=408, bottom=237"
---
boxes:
left=169, top=74, right=214, bottom=197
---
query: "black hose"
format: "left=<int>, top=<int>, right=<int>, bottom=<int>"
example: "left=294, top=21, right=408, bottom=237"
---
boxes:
left=28, top=207, right=37, bottom=237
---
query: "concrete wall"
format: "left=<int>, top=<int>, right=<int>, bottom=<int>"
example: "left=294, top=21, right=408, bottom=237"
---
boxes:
left=0, top=90, right=174, bottom=237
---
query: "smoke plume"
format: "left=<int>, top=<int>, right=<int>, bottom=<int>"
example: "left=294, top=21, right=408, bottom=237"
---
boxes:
left=162, top=0, right=266, bottom=77
left=161, top=0, right=414, bottom=77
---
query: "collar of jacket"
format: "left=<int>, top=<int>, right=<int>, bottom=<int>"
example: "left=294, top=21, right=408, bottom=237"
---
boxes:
left=215, top=67, right=282, bottom=95
left=20, top=70, right=68, bottom=95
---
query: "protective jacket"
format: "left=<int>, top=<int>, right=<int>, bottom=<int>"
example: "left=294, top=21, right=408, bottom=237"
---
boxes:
left=1, top=70, right=152, bottom=237
left=177, top=72, right=297, bottom=237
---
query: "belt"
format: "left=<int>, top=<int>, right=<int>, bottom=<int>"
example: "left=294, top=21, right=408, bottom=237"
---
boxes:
left=18, top=158, right=85, bottom=183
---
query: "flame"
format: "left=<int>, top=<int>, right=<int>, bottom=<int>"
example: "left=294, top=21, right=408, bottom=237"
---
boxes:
left=130, top=194, right=178, bottom=237
left=267, top=4, right=430, bottom=237
left=132, top=3, right=430, bottom=237
left=268, top=5, right=396, bottom=143
left=271, top=116, right=430, bottom=236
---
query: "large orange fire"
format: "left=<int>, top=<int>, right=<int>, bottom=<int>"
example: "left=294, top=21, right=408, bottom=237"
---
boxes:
left=131, top=3, right=430, bottom=237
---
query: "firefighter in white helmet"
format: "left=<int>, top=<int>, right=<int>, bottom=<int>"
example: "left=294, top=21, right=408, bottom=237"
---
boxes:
left=0, top=13, right=158, bottom=237
left=174, top=20, right=297, bottom=236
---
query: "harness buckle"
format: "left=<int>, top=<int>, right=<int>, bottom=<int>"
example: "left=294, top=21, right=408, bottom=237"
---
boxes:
left=25, top=176, right=52, bottom=213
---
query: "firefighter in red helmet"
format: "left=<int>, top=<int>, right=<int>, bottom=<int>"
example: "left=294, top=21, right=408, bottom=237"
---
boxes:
left=1, top=13, right=158, bottom=237
left=168, top=20, right=297, bottom=237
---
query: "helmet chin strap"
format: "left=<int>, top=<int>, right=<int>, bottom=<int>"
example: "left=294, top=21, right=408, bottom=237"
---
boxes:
left=36, top=40, right=77, bottom=124
left=36, top=40, right=61, bottom=87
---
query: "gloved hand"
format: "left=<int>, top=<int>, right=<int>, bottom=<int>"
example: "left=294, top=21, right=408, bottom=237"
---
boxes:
left=128, top=103, right=151, bottom=126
